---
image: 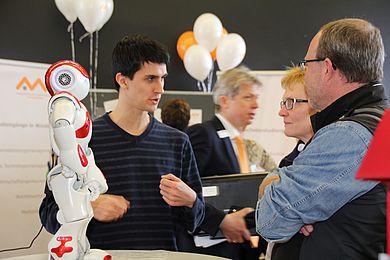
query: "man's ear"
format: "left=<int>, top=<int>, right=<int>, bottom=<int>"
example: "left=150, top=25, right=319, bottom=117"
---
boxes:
left=115, top=72, right=127, bottom=89
left=219, top=95, right=229, bottom=109
left=324, top=58, right=347, bottom=83
left=325, top=57, right=335, bottom=68
left=323, top=58, right=336, bottom=80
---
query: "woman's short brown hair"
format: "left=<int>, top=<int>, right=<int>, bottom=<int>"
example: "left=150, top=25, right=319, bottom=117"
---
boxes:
left=161, top=99, right=191, bottom=131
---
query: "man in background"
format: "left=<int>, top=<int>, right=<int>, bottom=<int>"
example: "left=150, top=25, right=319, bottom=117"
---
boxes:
left=183, top=66, right=274, bottom=259
left=188, top=66, right=275, bottom=177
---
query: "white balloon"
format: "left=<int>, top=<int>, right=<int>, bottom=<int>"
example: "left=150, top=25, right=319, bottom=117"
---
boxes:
left=193, top=13, right=223, bottom=52
left=184, top=45, right=213, bottom=82
left=54, top=0, right=78, bottom=23
left=216, top=33, right=246, bottom=71
left=96, top=0, right=114, bottom=31
left=76, top=0, right=108, bottom=33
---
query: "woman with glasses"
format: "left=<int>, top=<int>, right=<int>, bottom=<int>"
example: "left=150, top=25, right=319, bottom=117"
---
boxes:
left=262, top=66, right=317, bottom=260
left=278, top=67, right=316, bottom=167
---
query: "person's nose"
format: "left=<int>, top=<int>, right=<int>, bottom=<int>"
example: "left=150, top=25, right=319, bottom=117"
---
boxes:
left=155, top=79, right=164, bottom=94
left=252, top=98, right=259, bottom=109
left=279, top=106, right=288, bottom=117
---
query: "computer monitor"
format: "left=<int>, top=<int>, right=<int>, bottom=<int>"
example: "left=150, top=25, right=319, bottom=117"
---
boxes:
left=201, top=172, right=268, bottom=212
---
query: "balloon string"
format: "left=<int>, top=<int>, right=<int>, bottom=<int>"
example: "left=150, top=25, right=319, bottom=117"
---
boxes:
left=207, top=63, right=214, bottom=92
left=201, top=81, right=207, bottom=92
left=79, top=32, right=90, bottom=43
left=88, top=33, right=95, bottom=117
left=196, top=81, right=202, bottom=91
left=93, top=30, right=99, bottom=119
left=67, top=23, right=75, bottom=61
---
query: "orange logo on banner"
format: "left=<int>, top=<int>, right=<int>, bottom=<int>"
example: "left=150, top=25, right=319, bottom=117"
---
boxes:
left=16, top=77, right=46, bottom=92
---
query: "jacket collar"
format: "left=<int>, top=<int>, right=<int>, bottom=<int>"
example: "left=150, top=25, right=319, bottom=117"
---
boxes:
left=310, top=82, right=387, bottom=134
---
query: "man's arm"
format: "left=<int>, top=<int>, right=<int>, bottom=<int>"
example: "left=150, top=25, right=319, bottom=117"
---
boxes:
left=258, top=175, right=280, bottom=198
left=160, top=173, right=197, bottom=208
left=39, top=181, right=130, bottom=232
left=258, top=174, right=314, bottom=237
left=39, top=184, right=60, bottom=234
left=220, top=207, right=254, bottom=243
left=199, top=203, right=226, bottom=236
left=160, top=138, right=205, bottom=232
left=200, top=203, right=253, bottom=243
left=256, top=122, right=378, bottom=242
left=90, top=194, right=130, bottom=222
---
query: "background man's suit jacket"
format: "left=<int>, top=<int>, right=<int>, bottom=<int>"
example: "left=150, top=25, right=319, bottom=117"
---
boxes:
left=183, top=116, right=260, bottom=259
left=186, top=116, right=240, bottom=178
left=187, top=116, right=241, bottom=234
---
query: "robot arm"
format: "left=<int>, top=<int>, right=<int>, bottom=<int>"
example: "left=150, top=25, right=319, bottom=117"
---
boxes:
left=85, top=149, right=108, bottom=200
left=49, top=95, right=108, bottom=198
left=49, top=96, right=88, bottom=177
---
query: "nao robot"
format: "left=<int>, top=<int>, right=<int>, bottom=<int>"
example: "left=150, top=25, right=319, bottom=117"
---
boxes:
left=44, top=60, right=110, bottom=260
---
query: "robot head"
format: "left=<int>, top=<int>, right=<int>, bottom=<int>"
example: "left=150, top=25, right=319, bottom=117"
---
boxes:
left=45, top=60, right=90, bottom=100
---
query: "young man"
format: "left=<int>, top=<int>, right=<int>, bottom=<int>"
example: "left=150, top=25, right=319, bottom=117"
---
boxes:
left=257, top=18, right=388, bottom=259
left=40, top=34, right=204, bottom=251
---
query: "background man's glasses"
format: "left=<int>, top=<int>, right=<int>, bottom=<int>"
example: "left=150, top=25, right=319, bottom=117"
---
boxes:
left=298, top=58, right=325, bottom=71
left=280, top=98, right=309, bottom=110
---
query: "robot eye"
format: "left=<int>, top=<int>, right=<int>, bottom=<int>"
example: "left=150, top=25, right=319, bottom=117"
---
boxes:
left=58, top=73, right=72, bottom=86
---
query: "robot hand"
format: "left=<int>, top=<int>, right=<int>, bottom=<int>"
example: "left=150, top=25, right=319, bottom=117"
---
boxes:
left=84, top=149, right=108, bottom=201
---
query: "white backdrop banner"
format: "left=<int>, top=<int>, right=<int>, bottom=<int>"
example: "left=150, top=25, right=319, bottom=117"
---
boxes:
left=0, top=59, right=52, bottom=257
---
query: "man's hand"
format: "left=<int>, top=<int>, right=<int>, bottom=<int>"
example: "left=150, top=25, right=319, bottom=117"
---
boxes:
left=160, top=173, right=197, bottom=208
left=220, top=207, right=254, bottom=243
left=300, top=224, right=314, bottom=236
left=258, top=175, right=280, bottom=198
left=91, top=194, right=130, bottom=222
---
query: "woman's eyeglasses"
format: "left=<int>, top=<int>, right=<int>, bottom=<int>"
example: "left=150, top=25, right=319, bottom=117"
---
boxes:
left=280, top=98, right=308, bottom=110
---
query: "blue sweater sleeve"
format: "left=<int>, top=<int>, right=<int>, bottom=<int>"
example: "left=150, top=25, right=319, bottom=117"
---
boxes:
left=177, top=137, right=205, bottom=232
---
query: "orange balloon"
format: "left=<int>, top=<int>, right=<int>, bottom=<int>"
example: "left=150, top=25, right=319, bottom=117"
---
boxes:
left=177, top=31, right=197, bottom=60
left=211, top=28, right=228, bottom=60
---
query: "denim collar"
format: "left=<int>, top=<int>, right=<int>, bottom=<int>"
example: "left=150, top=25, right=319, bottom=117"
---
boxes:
left=310, top=82, right=387, bottom=134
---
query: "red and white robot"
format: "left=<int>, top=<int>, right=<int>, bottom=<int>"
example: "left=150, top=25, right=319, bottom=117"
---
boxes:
left=44, top=60, right=110, bottom=260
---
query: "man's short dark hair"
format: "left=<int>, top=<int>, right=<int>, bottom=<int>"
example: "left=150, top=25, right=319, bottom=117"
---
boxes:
left=112, top=34, right=170, bottom=91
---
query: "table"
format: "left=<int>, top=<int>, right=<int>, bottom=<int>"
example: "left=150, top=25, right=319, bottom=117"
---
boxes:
left=2, top=250, right=230, bottom=260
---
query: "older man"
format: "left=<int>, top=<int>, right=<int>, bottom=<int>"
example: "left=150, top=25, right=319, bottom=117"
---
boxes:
left=181, top=66, right=273, bottom=259
left=257, top=18, right=388, bottom=259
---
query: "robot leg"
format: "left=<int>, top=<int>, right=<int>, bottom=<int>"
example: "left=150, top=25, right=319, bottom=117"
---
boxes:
left=48, top=218, right=90, bottom=260
left=48, top=171, right=91, bottom=259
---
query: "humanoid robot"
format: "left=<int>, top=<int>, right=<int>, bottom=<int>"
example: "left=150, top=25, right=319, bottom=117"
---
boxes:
left=44, top=60, right=110, bottom=260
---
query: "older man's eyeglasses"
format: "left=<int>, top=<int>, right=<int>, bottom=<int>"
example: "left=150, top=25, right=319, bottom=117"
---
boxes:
left=298, top=58, right=325, bottom=71
left=280, top=98, right=309, bottom=110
